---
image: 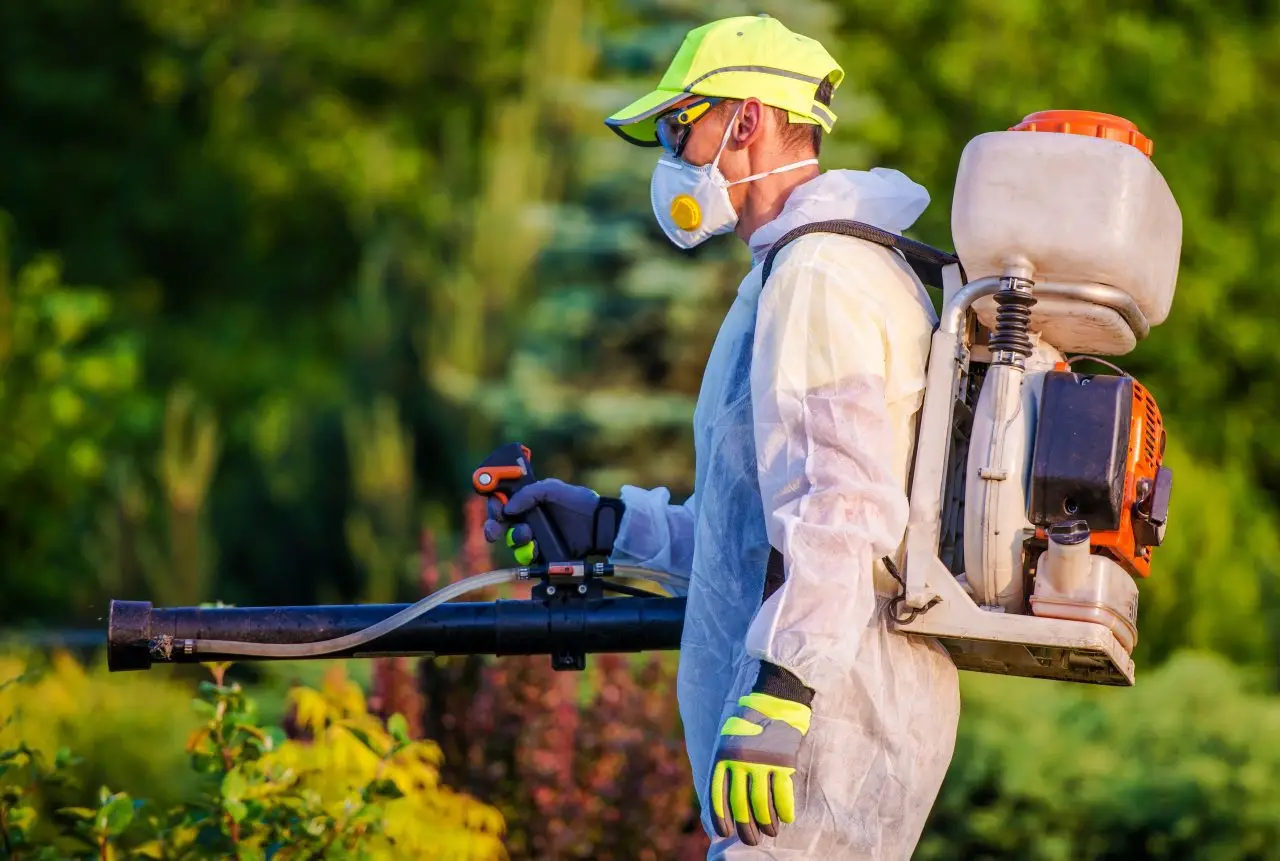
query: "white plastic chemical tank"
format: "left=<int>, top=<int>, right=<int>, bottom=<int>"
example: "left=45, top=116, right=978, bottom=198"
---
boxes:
left=951, top=110, right=1183, bottom=355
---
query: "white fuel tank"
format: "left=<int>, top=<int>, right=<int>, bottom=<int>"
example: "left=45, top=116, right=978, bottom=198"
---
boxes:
left=952, top=111, right=1183, bottom=355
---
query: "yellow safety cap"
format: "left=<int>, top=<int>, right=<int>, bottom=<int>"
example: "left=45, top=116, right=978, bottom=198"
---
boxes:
left=604, top=15, right=844, bottom=146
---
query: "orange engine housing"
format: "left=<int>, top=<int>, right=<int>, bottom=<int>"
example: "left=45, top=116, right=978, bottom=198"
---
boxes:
left=1030, top=363, right=1170, bottom=579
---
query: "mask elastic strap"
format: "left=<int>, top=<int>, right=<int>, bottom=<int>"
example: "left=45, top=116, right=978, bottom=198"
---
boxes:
left=709, top=104, right=818, bottom=186
left=726, top=158, right=819, bottom=187
left=709, top=104, right=744, bottom=171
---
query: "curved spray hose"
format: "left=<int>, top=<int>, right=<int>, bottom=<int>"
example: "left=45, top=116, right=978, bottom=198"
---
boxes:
left=186, top=565, right=689, bottom=659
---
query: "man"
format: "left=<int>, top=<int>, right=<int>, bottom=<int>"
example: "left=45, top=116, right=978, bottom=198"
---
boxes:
left=484, top=14, right=960, bottom=859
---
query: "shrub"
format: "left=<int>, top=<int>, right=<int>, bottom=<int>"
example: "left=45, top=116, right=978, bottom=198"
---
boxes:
left=420, top=651, right=708, bottom=861
left=918, top=651, right=1280, bottom=861
left=0, top=649, right=205, bottom=810
left=0, top=658, right=506, bottom=859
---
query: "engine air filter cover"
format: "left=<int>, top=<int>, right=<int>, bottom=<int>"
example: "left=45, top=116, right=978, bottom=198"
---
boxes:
left=1029, top=371, right=1132, bottom=530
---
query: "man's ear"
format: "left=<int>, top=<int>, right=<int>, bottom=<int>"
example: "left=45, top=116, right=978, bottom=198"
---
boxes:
left=730, top=97, right=767, bottom=150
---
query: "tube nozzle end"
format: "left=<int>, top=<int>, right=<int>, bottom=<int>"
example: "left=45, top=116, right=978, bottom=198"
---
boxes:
left=107, top=600, right=155, bottom=672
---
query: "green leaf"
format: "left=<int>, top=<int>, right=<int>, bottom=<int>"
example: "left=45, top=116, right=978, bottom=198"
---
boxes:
left=53, top=746, right=79, bottom=769
left=18, top=745, right=43, bottom=771
left=221, top=768, right=248, bottom=802
left=386, top=713, right=410, bottom=747
left=224, top=798, right=248, bottom=824
left=98, top=794, right=135, bottom=836
left=64, top=832, right=102, bottom=852
left=348, top=803, right=383, bottom=829
left=361, top=779, right=404, bottom=803
left=56, top=807, right=97, bottom=821
left=222, top=710, right=256, bottom=730
left=264, top=726, right=287, bottom=750
left=243, top=734, right=271, bottom=755
left=132, top=840, right=165, bottom=859
left=6, top=805, right=35, bottom=832
left=41, top=768, right=79, bottom=789
left=342, top=725, right=380, bottom=754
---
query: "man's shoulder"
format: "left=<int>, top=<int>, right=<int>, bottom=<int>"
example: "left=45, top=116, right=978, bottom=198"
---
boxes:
left=760, top=231, right=938, bottom=334
left=765, top=232, right=926, bottom=297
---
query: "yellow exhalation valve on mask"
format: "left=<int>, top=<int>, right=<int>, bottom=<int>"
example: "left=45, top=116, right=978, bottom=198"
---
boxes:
left=670, top=194, right=702, bottom=231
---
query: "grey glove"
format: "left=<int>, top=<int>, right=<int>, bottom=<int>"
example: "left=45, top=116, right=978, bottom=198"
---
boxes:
left=710, top=663, right=816, bottom=846
left=482, top=478, right=625, bottom=563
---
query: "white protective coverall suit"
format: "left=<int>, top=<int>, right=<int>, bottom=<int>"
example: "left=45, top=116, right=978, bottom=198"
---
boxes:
left=611, top=167, right=962, bottom=859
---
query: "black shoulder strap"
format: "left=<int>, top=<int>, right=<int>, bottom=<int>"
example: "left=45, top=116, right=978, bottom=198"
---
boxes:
left=759, top=219, right=962, bottom=291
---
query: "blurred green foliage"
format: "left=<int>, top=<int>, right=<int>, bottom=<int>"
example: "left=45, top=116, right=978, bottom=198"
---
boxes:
left=922, top=652, right=1280, bottom=860
left=0, top=649, right=203, bottom=812
left=4, top=0, right=1278, bottom=674
left=0, top=226, right=144, bottom=612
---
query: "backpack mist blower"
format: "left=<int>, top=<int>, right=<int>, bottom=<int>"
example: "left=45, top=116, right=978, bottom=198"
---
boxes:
left=107, top=110, right=1180, bottom=688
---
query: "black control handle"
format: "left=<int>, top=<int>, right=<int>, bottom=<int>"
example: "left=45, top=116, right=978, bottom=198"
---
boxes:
left=472, top=442, right=573, bottom=563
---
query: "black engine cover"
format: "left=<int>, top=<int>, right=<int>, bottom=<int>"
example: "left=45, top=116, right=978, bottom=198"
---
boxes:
left=1028, top=370, right=1131, bottom=531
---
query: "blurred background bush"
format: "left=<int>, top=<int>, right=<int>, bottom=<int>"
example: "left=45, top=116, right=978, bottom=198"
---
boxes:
left=3, top=0, right=1280, bottom=857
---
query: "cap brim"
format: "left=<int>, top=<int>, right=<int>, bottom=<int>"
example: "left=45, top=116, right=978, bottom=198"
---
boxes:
left=604, top=89, right=693, bottom=146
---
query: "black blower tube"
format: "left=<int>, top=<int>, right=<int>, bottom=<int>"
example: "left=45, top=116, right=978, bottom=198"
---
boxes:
left=106, top=597, right=686, bottom=671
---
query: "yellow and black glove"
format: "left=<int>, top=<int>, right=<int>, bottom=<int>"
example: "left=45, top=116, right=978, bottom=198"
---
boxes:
left=710, top=663, right=815, bottom=846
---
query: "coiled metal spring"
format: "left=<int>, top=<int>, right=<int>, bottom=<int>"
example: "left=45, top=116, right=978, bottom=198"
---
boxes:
left=988, top=277, right=1036, bottom=362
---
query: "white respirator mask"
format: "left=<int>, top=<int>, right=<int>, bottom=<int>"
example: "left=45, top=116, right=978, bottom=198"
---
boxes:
left=650, top=103, right=819, bottom=249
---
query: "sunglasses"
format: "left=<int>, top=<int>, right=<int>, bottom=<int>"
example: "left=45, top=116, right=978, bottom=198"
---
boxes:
left=655, top=97, right=724, bottom=157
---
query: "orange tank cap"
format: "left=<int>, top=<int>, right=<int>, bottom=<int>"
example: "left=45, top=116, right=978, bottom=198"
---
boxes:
left=1010, top=110, right=1153, bottom=157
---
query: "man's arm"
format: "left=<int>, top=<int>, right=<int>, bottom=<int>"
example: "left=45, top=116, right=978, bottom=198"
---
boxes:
left=609, top=487, right=696, bottom=579
left=744, top=242, right=911, bottom=691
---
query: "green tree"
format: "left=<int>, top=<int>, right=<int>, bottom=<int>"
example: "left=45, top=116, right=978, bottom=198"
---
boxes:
left=0, top=218, right=144, bottom=618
